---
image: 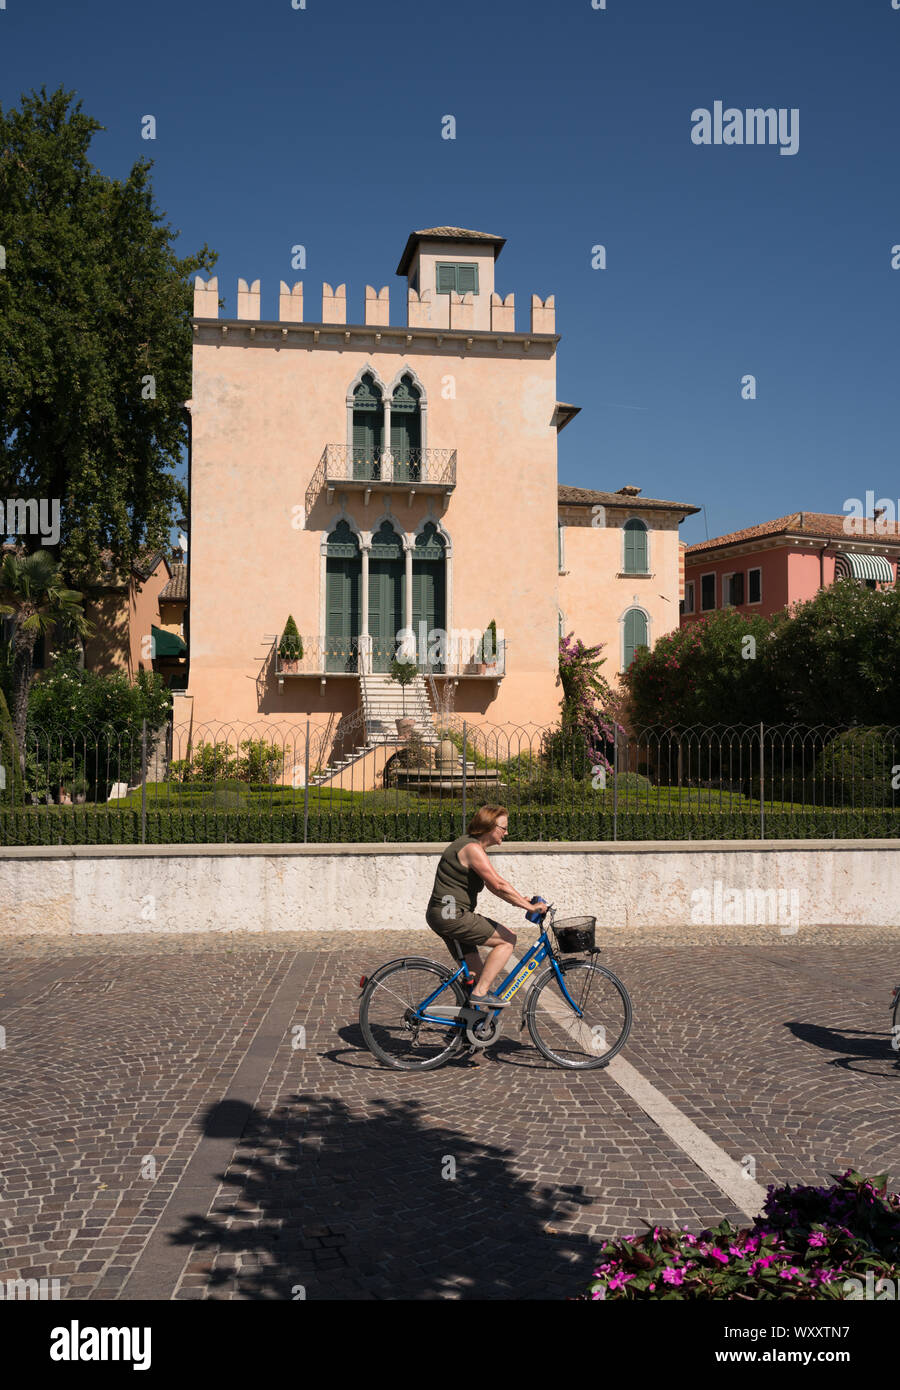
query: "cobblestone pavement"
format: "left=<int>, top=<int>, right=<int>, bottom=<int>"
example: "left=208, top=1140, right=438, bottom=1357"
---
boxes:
left=1, top=927, right=898, bottom=1300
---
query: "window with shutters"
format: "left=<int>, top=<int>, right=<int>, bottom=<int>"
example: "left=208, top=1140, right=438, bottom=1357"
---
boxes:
left=435, top=262, right=479, bottom=296
left=681, top=581, right=695, bottom=615
left=352, top=374, right=384, bottom=480
left=723, top=572, right=745, bottom=607
left=391, top=375, right=422, bottom=481
left=623, top=608, right=648, bottom=669
left=622, top=519, right=648, bottom=574
left=701, top=573, right=716, bottom=611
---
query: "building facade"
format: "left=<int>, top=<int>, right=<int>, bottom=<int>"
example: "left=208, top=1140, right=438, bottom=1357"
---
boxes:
left=179, top=226, right=697, bottom=750
left=681, top=512, right=899, bottom=624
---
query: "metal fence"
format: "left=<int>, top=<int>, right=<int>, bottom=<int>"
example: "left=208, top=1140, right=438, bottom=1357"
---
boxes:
left=2, top=717, right=898, bottom=844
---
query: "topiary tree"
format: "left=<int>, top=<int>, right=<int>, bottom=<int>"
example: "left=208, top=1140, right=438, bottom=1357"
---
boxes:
left=278, top=615, right=302, bottom=663
left=389, top=656, right=418, bottom=716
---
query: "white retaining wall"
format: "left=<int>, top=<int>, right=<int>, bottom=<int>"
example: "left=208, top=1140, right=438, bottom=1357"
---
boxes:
left=0, top=840, right=896, bottom=937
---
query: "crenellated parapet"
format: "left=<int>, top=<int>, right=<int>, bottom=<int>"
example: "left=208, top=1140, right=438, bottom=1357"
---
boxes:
left=237, top=278, right=260, bottom=319
left=531, top=294, right=555, bottom=334
left=279, top=280, right=303, bottom=322
left=365, top=285, right=389, bottom=326
left=192, top=277, right=557, bottom=335
left=491, top=291, right=515, bottom=332
left=193, top=276, right=219, bottom=317
left=322, top=283, right=347, bottom=324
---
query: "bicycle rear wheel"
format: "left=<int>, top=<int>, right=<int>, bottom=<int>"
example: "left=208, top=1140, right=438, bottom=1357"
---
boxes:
left=359, top=957, right=467, bottom=1071
left=526, top=958, right=632, bottom=1069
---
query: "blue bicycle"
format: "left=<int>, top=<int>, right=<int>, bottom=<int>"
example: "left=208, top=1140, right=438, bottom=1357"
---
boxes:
left=358, top=905, right=633, bottom=1071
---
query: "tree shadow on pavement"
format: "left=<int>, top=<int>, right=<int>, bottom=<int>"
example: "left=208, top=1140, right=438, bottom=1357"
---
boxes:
left=169, top=1093, right=597, bottom=1300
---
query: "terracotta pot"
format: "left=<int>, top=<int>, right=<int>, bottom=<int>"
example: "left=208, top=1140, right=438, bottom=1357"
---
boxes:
left=281, top=658, right=299, bottom=673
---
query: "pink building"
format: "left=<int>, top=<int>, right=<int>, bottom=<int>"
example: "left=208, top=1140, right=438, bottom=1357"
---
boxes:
left=179, top=226, right=698, bottom=765
left=681, top=511, right=899, bottom=624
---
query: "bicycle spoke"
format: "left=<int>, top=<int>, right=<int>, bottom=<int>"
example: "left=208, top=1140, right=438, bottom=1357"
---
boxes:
left=361, top=961, right=464, bottom=1070
left=527, top=960, right=631, bottom=1068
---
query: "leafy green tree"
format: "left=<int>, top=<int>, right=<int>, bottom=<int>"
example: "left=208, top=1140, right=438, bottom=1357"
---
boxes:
left=27, top=646, right=171, bottom=798
left=0, top=548, right=94, bottom=764
left=0, top=85, right=217, bottom=583
left=769, top=580, right=900, bottom=726
left=623, top=609, right=783, bottom=730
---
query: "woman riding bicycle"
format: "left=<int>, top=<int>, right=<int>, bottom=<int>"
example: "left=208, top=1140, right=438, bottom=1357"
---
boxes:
left=425, top=804, right=550, bottom=1006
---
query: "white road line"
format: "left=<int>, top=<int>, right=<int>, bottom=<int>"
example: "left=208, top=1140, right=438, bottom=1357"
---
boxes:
left=513, top=952, right=767, bottom=1219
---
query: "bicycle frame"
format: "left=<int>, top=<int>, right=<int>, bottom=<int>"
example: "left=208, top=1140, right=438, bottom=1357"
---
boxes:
left=414, top=920, right=586, bottom=1028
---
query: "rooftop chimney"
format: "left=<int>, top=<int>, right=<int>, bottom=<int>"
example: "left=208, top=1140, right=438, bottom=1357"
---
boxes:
left=616, top=485, right=642, bottom=496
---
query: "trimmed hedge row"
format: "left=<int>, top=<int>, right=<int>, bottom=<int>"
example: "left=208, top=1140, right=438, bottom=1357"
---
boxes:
left=1, top=806, right=898, bottom=846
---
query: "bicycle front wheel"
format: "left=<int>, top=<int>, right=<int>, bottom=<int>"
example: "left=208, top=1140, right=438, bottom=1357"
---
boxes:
left=526, top=958, right=632, bottom=1069
left=359, top=957, right=467, bottom=1071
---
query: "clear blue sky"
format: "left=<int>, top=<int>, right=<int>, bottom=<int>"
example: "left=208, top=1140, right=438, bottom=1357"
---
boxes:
left=3, top=0, right=898, bottom=546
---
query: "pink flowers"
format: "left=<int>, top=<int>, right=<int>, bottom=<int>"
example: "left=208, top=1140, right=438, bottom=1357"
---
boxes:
left=662, top=1268, right=685, bottom=1286
left=807, top=1232, right=827, bottom=1248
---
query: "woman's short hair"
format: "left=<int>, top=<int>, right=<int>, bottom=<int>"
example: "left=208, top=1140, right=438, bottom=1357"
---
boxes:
left=467, top=804, right=508, bottom=836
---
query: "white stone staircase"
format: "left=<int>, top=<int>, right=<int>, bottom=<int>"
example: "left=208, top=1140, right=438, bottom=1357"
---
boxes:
left=305, top=672, right=439, bottom=787
left=359, top=671, right=439, bottom=745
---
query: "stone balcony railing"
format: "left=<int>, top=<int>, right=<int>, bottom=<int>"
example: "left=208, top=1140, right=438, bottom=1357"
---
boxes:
left=274, top=635, right=506, bottom=683
left=306, top=444, right=456, bottom=510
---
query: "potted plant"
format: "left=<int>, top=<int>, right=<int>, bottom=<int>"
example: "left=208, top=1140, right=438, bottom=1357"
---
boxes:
left=481, top=619, right=499, bottom=675
left=278, top=615, right=303, bottom=672
left=389, top=656, right=418, bottom=736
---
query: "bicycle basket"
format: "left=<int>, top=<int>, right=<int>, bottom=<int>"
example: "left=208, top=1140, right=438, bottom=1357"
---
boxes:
left=552, top=916, right=596, bottom=953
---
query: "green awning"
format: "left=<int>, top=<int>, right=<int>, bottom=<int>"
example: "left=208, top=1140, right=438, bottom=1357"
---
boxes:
left=835, top=552, right=894, bottom=582
left=151, top=624, right=186, bottom=656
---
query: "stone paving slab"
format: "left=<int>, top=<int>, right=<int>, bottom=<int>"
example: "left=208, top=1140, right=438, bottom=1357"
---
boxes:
left=0, top=927, right=898, bottom=1300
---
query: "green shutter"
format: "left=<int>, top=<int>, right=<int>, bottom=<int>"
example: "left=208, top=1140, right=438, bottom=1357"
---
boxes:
left=436, top=263, right=456, bottom=293
left=624, top=609, right=648, bottom=668
left=624, top=520, right=647, bottom=574
left=456, top=263, right=477, bottom=294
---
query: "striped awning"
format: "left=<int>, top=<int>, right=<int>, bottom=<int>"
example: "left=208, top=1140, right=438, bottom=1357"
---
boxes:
left=834, top=552, right=894, bottom=583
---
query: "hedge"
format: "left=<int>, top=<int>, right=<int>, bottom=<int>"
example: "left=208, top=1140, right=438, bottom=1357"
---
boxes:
left=1, top=805, right=897, bottom=846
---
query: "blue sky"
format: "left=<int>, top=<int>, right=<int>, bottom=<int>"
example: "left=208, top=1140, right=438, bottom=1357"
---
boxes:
left=3, top=0, right=898, bottom=546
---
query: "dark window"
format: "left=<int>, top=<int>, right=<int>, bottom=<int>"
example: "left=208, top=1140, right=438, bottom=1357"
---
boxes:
left=701, top=574, right=716, bottom=610
left=748, top=568, right=761, bottom=603
left=682, top=581, right=695, bottom=614
left=730, top=572, right=745, bottom=605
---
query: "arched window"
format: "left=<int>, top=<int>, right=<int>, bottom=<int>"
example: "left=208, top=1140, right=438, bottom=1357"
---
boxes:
left=325, top=521, right=361, bottom=672
left=413, top=523, right=447, bottom=672
left=352, top=374, right=384, bottom=481
left=623, top=519, right=648, bottom=574
left=368, top=521, right=405, bottom=672
left=623, top=608, right=648, bottom=669
left=391, top=375, right=422, bottom=481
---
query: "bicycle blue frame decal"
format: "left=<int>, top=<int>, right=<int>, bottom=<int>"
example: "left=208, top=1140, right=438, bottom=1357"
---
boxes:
left=413, top=930, right=584, bottom=1024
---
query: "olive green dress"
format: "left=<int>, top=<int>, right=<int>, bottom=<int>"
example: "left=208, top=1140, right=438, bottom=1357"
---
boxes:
left=425, top=833, right=499, bottom=954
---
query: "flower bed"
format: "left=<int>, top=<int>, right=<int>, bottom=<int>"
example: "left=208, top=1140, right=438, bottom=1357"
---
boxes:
left=577, top=1171, right=900, bottom=1300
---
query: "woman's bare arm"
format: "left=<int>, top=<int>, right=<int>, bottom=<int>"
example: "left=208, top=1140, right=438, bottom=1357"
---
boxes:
left=460, top=842, right=536, bottom=912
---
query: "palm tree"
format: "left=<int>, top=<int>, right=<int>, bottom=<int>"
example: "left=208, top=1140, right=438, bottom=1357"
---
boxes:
left=0, top=549, right=95, bottom=770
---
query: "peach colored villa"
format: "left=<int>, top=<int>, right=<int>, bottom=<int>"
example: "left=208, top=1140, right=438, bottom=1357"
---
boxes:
left=681, top=512, right=899, bottom=625
left=177, top=226, right=698, bottom=759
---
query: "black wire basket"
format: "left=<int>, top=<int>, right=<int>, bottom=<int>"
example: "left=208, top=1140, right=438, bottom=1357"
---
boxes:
left=552, top=916, right=596, bottom=953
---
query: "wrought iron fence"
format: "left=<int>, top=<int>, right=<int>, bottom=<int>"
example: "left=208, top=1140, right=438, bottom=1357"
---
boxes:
left=1, top=719, right=897, bottom=845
